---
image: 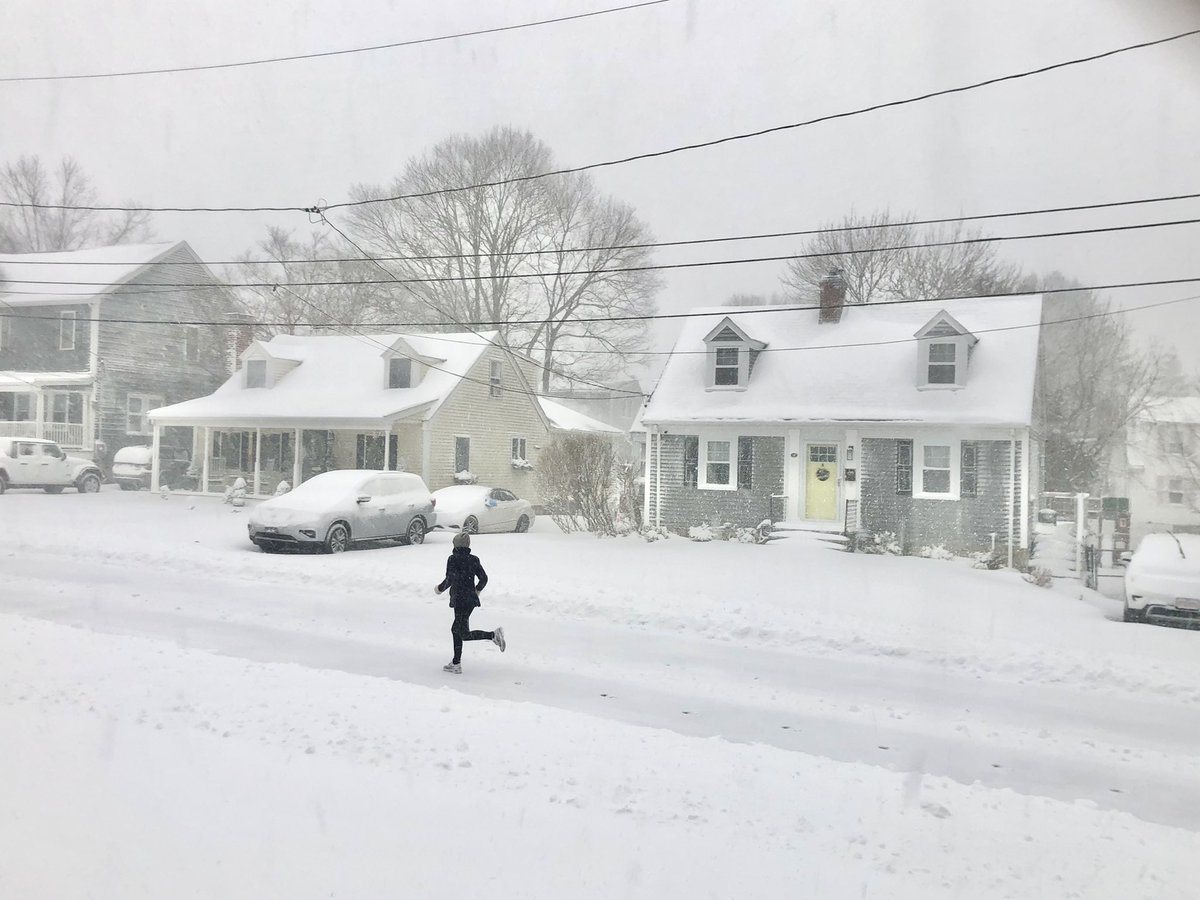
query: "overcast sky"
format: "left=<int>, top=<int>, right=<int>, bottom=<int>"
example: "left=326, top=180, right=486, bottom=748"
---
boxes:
left=4, top=0, right=1199, bottom=372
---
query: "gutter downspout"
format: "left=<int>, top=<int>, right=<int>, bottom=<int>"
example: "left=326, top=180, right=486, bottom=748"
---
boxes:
left=1008, top=428, right=1017, bottom=569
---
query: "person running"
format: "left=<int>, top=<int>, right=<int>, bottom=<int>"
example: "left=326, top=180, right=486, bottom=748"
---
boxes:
left=435, top=531, right=505, bottom=674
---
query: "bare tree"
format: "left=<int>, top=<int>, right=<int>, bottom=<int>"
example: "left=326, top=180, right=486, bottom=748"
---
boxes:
left=724, top=291, right=790, bottom=307
left=780, top=211, right=1029, bottom=304
left=345, top=127, right=659, bottom=390
left=0, top=156, right=151, bottom=252
left=1039, top=276, right=1173, bottom=491
left=523, top=178, right=659, bottom=391
left=227, top=227, right=387, bottom=339
left=345, top=127, right=553, bottom=333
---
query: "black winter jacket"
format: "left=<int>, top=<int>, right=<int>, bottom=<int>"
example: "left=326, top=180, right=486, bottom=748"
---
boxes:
left=436, top=546, right=488, bottom=608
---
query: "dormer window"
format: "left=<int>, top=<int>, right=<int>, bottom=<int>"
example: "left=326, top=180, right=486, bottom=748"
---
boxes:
left=246, top=359, right=267, bottom=388
left=915, top=311, right=977, bottom=390
left=389, top=357, right=412, bottom=389
left=714, top=347, right=740, bottom=385
left=702, top=317, right=766, bottom=391
left=927, top=342, right=958, bottom=384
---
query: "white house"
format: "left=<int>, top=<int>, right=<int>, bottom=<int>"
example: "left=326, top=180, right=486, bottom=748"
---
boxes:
left=149, top=330, right=562, bottom=500
left=640, top=275, right=1045, bottom=562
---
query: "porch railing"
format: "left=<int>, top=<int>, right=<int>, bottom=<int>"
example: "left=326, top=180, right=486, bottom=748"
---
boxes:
left=0, top=420, right=87, bottom=449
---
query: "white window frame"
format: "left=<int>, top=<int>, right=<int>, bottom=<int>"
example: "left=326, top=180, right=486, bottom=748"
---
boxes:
left=127, top=392, right=163, bottom=435
left=388, top=356, right=412, bottom=389
left=245, top=359, right=267, bottom=389
left=489, top=360, right=503, bottom=398
left=59, top=311, right=77, bottom=351
left=914, top=438, right=960, bottom=500
left=511, top=437, right=527, bottom=461
left=454, top=435, right=471, bottom=473
left=698, top=433, right=736, bottom=490
left=917, top=337, right=968, bottom=389
left=1168, top=477, right=1186, bottom=505
left=706, top=344, right=750, bottom=391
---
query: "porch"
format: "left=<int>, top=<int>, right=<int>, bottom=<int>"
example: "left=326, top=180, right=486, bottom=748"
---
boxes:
left=152, top=421, right=425, bottom=496
left=0, top=377, right=95, bottom=452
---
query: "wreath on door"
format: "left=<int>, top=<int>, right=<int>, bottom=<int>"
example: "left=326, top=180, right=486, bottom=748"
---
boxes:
left=815, top=466, right=831, bottom=482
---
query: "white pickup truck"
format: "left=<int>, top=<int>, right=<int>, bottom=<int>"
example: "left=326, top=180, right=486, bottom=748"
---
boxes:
left=0, top=437, right=104, bottom=494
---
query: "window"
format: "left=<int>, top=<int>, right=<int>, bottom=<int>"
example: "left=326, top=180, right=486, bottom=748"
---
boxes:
left=896, top=440, right=913, bottom=495
left=0, top=392, right=33, bottom=421
left=454, top=436, right=471, bottom=473
left=511, top=437, right=527, bottom=461
left=184, top=326, right=200, bottom=362
left=960, top=442, right=978, bottom=498
left=0, top=313, right=7, bottom=350
left=682, top=435, right=698, bottom=487
left=388, top=357, right=412, bottom=389
left=920, top=443, right=952, bottom=495
left=928, top=342, right=957, bottom=384
left=51, top=392, right=84, bottom=424
left=59, top=312, right=77, bottom=351
left=1169, top=478, right=1186, bottom=505
left=126, top=393, right=162, bottom=435
left=355, top=434, right=385, bottom=469
left=700, top=438, right=734, bottom=489
left=489, top=361, right=503, bottom=398
left=246, top=359, right=267, bottom=388
left=714, top=347, right=740, bottom=386
left=213, top=430, right=253, bottom=471
left=1162, top=426, right=1187, bottom=456
left=737, top=437, right=753, bottom=489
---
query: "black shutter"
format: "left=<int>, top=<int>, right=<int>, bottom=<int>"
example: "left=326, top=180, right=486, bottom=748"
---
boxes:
left=737, top=437, right=753, bottom=489
left=683, top=435, right=698, bottom=487
left=896, top=440, right=913, bottom=495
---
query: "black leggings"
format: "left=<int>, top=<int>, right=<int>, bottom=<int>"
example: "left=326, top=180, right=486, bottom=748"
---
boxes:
left=451, top=606, right=493, bottom=664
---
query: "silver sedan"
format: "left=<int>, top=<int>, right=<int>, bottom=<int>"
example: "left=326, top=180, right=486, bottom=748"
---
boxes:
left=432, top=484, right=535, bottom=534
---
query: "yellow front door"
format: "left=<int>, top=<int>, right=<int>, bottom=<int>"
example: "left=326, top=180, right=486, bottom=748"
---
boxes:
left=804, top=444, right=839, bottom=520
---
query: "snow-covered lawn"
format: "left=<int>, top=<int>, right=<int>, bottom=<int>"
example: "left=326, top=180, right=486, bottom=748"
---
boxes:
left=2, top=490, right=1200, bottom=898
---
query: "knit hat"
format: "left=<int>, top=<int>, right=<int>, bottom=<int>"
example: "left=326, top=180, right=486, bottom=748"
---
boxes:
left=452, top=531, right=471, bottom=549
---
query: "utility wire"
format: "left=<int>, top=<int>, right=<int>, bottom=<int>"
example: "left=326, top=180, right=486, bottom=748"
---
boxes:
left=1, top=27, right=1195, bottom=215
left=8, top=190, right=1200, bottom=268
left=0, top=1, right=671, bottom=83
left=1, top=276, right=1198, bottom=328
left=8, top=217, right=1200, bottom=289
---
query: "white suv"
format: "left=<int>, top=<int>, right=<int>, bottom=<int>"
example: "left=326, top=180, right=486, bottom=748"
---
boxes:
left=0, top=437, right=104, bottom=494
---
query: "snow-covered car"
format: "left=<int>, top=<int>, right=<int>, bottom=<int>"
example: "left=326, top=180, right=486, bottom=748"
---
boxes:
left=431, top=484, right=535, bottom=534
left=248, top=469, right=435, bottom=553
left=1123, top=532, right=1200, bottom=627
left=112, top=445, right=193, bottom=491
left=0, top=437, right=104, bottom=494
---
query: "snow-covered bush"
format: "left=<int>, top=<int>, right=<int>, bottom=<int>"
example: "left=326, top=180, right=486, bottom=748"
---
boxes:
left=453, top=470, right=477, bottom=485
left=640, top=525, right=671, bottom=542
left=688, top=524, right=715, bottom=542
left=274, top=480, right=291, bottom=496
left=971, top=550, right=1006, bottom=570
left=918, top=544, right=955, bottom=561
left=223, top=477, right=247, bottom=508
left=855, top=531, right=901, bottom=555
left=611, top=513, right=637, bottom=536
left=1023, top=566, right=1054, bottom=588
left=732, top=520, right=772, bottom=544
left=539, top=434, right=619, bottom=535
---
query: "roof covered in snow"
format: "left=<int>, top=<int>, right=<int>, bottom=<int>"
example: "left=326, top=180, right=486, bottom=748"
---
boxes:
left=0, top=371, right=93, bottom=388
left=537, top=397, right=623, bottom=434
left=643, top=294, right=1044, bottom=427
left=0, top=241, right=193, bottom=306
left=150, top=331, right=498, bottom=427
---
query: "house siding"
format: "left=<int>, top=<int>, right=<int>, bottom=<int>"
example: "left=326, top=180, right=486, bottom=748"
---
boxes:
left=95, top=244, right=232, bottom=465
left=426, top=347, right=552, bottom=503
left=860, top=437, right=1019, bottom=551
left=646, top=433, right=784, bottom=529
left=0, top=301, right=93, bottom=372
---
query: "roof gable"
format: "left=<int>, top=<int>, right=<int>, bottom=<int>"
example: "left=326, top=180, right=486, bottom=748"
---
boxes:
left=702, top=315, right=767, bottom=349
left=914, top=309, right=978, bottom=345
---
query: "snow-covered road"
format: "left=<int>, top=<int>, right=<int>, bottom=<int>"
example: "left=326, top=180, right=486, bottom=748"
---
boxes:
left=5, top=531, right=1199, bottom=830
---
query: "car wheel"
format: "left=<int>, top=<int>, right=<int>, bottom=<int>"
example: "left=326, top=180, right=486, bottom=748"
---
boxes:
left=76, top=473, right=102, bottom=493
left=515, top=515, right=530, bottom=533
left=0, top=473, right=7, bottom=494
left=44, top=486, right=65, bottom=494
left=119, top=482, right=136, bottom=491
left=462, top=516, right=479, bottom=535
left=325, top=522, right=350, bottom=554
left=402, top=517, right=426, bottom=546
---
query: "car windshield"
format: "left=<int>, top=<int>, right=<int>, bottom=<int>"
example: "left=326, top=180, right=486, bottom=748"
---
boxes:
left=279, top=471, right=368, bottom=503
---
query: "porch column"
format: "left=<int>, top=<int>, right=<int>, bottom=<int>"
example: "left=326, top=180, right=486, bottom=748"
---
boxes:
left=292, top=427, right=302, bottom=487
left=201, top=427, right=211, bottom=494
left=150, top=423, right=162, bottom=491
left=642, top=427, right=653, bottom=527
left=383, top=429, right=389, bottom=470
left=1019, top=430, right=1031, bottom=551
left=253, top=427, right=263, bottom=496
left=655, top=429, right=663, bottom=528
left=35, top=391, right=46, bottom=440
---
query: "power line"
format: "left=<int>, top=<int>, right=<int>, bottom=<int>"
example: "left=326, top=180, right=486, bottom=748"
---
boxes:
left=2, top=27, right=1195, bottom=215
left=1, top=276, right=1198, bottom=328
left=8, top=190, right=1200, bottom=268
left=0, top=1, right=671, bottom=83
left=7, top=217, right=1200, bottom=289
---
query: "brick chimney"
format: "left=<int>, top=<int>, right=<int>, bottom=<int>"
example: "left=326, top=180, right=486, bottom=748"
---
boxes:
left=227, top=312, right=256, bottom=375
left=818, top=269, right=847, bottom=324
